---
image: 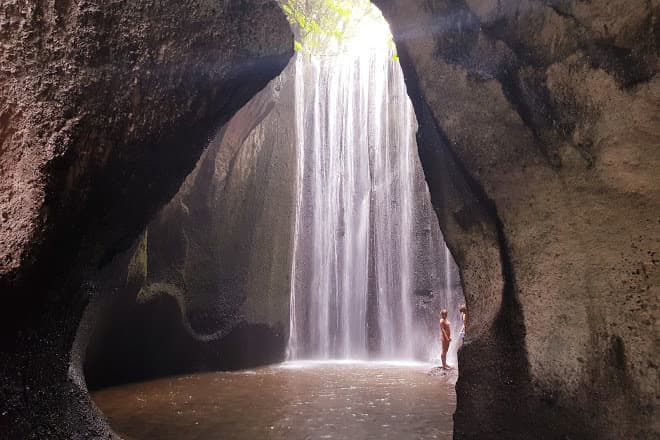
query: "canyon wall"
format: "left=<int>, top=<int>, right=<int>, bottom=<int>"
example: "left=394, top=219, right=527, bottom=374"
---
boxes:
left=374, top=0, right=659, bottom=438
left=0, top=1, right=291, bottom=438
left=84, top=65, right=297, bottom=388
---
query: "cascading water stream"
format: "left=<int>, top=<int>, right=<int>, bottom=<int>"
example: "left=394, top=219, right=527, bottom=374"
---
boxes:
left=285, top=2, right=465, bottom=362
left=287, top=46, right=420, bottom=360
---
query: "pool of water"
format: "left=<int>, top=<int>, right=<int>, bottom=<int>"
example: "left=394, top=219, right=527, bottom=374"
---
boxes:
left=93, top=362, right=456, bottom=440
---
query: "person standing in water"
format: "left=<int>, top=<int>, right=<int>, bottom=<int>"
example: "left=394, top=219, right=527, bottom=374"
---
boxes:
left=440, top=309, right=451, bottom=369
left=459, top=304, right=467, bottom=343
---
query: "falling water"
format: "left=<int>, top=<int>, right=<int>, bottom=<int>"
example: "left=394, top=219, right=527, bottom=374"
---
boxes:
left=287, top=45, right=421, bottom=360
left=445, top=246, right=452, bottom=299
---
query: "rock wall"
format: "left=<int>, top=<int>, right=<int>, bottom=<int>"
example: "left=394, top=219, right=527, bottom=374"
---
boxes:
left=0, top=1, right=291, bottom=438
left=374, top=0, right=659, bottom=438
left=84, top=64, right=297, bottom=388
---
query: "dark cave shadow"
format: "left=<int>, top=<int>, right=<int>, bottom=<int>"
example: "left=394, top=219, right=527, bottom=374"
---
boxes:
left=84, top=288, right=285, bottom=391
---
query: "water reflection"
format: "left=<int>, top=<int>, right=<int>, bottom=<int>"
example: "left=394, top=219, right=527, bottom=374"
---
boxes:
left=93, top=363, right=455, bottom=440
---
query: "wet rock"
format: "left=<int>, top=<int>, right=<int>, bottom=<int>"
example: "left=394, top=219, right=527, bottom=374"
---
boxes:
left=0, top=0, right=292, bottom=438
left=84, top=66, right=297, bottom=386
left=375, top=0, right=659, bottom=438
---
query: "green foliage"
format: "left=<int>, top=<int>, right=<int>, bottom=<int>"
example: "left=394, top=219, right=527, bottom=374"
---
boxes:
left=280, top=0, right=395, bottom=57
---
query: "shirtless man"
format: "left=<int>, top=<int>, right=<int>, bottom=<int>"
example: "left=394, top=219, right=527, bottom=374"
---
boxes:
left=440, top=309, right=451, bottom=369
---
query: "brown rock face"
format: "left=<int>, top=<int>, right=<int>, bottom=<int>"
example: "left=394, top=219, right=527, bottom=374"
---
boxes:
left=374, top=0, right=659, bottom=438
left=84, top=65, right=298, bottom=388
left=0, top=0, right=290, bottom=283
left=0, top=1, right=291, bottom=438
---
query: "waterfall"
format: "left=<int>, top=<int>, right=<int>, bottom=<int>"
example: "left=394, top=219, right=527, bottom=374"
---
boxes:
left=283, top=3, right=466, bottom=362
left=445, top=246, right=452, bottom=301
left=287, top=47, right=419, bottom=360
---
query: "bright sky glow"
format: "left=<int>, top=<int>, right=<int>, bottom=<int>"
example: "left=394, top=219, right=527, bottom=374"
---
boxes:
left=343, top=11, right=392, bottom=56
left=281, top=0, right=395, bottom=58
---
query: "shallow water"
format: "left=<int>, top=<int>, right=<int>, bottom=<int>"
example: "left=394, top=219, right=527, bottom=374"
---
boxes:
left=93, top=362, right=456, bottom=440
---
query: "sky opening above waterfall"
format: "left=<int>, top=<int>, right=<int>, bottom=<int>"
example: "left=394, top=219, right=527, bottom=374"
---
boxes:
left=280, top=0, right=395, bottom=58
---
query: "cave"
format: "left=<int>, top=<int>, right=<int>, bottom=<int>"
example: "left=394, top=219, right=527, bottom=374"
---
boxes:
left=1, top=1, right=658, bottom=440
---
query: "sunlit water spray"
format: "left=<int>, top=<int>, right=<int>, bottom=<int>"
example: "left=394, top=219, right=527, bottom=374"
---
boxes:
left=286, top=2, right=463, bottom=363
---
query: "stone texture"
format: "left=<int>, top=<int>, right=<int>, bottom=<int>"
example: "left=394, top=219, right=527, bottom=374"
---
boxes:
left=0, top=0, right=290, bottom=282
left=84, top=64, right=297, bottom=388
left=0, top=1, right=292, bottom=438
left=374, top=0, right=659, bottom=438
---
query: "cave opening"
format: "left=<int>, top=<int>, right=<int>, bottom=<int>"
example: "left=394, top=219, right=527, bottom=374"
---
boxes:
left=84, top=1, right=467, bottom=439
